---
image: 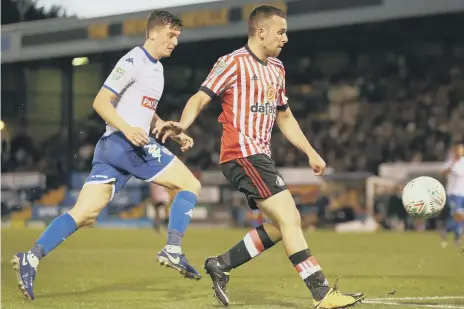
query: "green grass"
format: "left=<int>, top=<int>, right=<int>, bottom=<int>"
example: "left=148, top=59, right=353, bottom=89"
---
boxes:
left=2, top=228, right=463, bottom=309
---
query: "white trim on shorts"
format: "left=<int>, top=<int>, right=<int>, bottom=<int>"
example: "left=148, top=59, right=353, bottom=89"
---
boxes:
left=84, top=178, right=117, bottom=185
left=84, top=178, right=117, bottom=201
left=145, top=157, right=177, bottom=183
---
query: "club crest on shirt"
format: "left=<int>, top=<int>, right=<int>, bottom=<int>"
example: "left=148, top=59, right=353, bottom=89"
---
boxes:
left=266, top=84, right=276, bottom=102
left=214, top=61, right=227, bottom=76
left=111, top=67, right=125, bottom=80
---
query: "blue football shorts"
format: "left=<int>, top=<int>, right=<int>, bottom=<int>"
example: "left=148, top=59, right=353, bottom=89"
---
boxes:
left=85, top=132, right=175, bottom=194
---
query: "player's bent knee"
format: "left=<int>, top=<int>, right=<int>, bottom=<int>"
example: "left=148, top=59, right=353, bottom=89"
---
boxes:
left=70, top=207, right=101, bottom=227
left=178, top=177, right=201, bottom=196
left=278, top=207, right=301, bottom=229
left=68, top=183, right=113, bottom=227
left=69, top=204, right=106, bottom=227
left=269, top=220, right=281, bottom=231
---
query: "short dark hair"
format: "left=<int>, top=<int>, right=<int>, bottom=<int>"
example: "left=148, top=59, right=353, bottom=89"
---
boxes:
left=248, top=5, right=287, bottom=36
left=146, top=11, right=183, bottom=37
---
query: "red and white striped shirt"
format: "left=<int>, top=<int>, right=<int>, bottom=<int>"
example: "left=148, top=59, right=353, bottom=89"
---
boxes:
left=200, top=45, right=288, bottom=164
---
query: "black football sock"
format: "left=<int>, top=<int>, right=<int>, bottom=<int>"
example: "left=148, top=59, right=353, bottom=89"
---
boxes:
left=289, top=249, right=330, bottom=301
left=217, top=225, right=276, bottom=272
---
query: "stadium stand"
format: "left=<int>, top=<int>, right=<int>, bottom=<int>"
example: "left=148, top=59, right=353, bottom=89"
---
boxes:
left=1, top=0, right=463, bottom=230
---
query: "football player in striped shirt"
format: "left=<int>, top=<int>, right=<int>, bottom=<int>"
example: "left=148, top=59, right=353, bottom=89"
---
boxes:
left=155, top=5, right=364, bottom=308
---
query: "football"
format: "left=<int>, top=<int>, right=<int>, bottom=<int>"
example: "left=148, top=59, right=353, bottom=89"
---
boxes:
left=402, top=176, right=447, bottom=218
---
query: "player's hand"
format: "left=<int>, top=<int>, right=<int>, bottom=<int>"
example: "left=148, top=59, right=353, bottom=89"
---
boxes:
left=308, top=152, right=326, bottom=176
left=153, top=121, right=185, bottom=143
left=122, top=127, right=150, bottom=146
left=172, top=133, right=194, bottom=152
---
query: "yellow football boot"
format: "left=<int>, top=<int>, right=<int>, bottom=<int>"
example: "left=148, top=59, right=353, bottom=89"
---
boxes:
left=313, top=280, right=364, bottom=309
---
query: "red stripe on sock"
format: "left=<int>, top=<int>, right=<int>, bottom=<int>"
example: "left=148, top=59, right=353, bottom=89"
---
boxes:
left=249, top=229, right=265, bottom=253
left=295, top=257, right=320, bottom=272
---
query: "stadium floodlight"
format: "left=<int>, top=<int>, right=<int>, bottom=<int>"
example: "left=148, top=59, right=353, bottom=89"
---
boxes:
left=72, top=57, right=89, bottom=66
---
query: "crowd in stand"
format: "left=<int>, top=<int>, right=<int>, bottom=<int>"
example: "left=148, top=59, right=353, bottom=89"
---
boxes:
left=3, top=46, right=463, bottom=177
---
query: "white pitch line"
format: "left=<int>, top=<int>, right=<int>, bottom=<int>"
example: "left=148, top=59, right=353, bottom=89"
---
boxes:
left=369, top=296, right=464, bottom=301
left=364, top=300, right=464, bottom=309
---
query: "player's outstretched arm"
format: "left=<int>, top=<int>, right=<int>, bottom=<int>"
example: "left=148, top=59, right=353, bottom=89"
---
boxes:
left=150, top=113, right=193, bottom=151
left=276, top=107, right=326, bottom=175
left=154, top=91, right=212, bottom=142
left=179, top=90, right=212, bottom=129
left=94, top=88, right=149, bottom=146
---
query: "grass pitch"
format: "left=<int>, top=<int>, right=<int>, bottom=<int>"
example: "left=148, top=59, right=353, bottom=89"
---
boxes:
left=1, top=228, right=463, bottom=309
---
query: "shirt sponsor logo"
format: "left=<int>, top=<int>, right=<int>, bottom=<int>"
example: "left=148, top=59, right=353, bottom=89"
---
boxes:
left=250, top=102, right=277, bottom=115
left=141, top=96, right=158, bottom=111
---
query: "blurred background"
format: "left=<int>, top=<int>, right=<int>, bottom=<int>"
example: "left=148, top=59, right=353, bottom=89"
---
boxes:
left=2, top=0, right=464, bottom=233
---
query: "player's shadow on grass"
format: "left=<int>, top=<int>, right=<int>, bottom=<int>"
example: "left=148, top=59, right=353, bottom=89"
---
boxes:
left=231, top=300, right=301, bottom=308
left=227, top=293, right=302, bottom=309
left=38, top=277, right=203, bottom=300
